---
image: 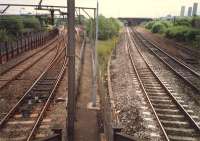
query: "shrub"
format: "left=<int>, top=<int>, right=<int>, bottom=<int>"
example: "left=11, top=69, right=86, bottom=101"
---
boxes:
left=161, top=21, right=173, bottom=28
left=0, top=16, right=24, bottom=35
left=191, top=16, right=200, bottom=28
left=165, top=26, right=188, bottom=41
left=145, top=21, right=155, bottom=29
left=151, top=22, right=166, bottom=33
left=174, top=18, right=192, bottom=27
left=145, top=20, right=172, bottom=33
left=0, top=29, right=9, bottom=42
left=87, top=15, right=122, bottom=40
left=165, top=26, right=200, bottom=41
left=22, top=16, right=41, bottom=30
left=184, top=29, right=200, bottom=41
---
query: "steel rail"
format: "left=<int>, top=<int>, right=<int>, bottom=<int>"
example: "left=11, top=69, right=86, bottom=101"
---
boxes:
left=0, top=37, right=61, bottom=92
left=125, top=28, right=170, bottom=141
left=131, top=28, right=200, bottom=96
left=0, top=36, right=65, bottom=128
left=27, top=56, right=68, bottom=141
left=130, top=28, right=200, bottom=130
left=0, top=34, right=59, bottom=76
left=134, top=28, right=200, bottom=77
left=127, top=27, right=200, bottom=139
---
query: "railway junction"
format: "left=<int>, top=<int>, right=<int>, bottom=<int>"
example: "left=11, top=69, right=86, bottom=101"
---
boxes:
left=0, top=0, right=200, bottom=141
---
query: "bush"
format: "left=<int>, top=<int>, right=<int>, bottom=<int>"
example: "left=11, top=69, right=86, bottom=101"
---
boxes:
left=86, top=15, right=122, bottom=40
left=145, top=21, right=156, bottom=29
left=0, top=29, right=10, bottom=42
left=145, top=20, right=172, bottom=33
left=161, top=21, right=173, bottom=28
left=0, top=16, right=24, bottom=35
left=174, top=18, right=192, bottom=27
left=191, top=16, right=200, bottom=28
left=184, top=29, right=200, bottom=41
left=22, top=16, right=41, bottom=30
left=165, top=26, right=188, bottom=41
left=151, top=22, right=166, bottom=33
left=165, top=26, right=200, bottom=41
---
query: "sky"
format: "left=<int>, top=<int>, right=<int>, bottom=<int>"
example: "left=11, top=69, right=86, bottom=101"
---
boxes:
left=0, top=0, right=200, bottom=18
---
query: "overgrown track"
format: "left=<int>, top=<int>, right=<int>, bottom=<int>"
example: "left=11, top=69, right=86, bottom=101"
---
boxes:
left=126, top=27, right=200, bottom=141
left=131, top=28, right=200, bottom=95
left=0, top=37, right=68, bottom=141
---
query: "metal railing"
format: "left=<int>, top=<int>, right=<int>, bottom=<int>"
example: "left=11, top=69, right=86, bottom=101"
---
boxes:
left=0, top=29, right=59, bottom=64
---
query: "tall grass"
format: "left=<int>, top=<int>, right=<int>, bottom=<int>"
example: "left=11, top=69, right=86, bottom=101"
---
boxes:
left=97, top=37, right=116, bottom=73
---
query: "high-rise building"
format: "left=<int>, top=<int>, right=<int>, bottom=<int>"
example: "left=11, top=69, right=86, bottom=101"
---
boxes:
left=188, top=7, right=192, bottom=16
left=180, top=6, right=185, bottom=16
left=192, top=3, right=198, bottom=16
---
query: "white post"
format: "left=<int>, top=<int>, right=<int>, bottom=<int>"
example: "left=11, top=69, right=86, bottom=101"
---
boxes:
left=92, top=0, right=99, bottom=107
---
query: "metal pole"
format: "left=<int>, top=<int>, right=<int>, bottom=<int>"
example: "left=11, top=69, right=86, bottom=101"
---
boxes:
left=67, top=0, right=75, bottom=140
left=92, top=0, right=99, bottom=107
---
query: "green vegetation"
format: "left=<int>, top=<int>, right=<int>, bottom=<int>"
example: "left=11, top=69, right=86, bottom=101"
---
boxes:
left=23, top=16, right=41, bottom=31
left=98, top=15, right=121, bottom=40
left=0, top=29, right=10, bottom=42
left=97, top=37, right=117, bottom=73
left=0, top=16, right=24, bottom=36
left=86, top=15, right=122, bottom=40
left=0, top=16, right=43, bottom=42
left=144, top=16, right=200, bottom=48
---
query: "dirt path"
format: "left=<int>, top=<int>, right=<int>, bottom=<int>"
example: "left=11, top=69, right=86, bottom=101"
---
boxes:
left=74, top=44, right=99, bottom=141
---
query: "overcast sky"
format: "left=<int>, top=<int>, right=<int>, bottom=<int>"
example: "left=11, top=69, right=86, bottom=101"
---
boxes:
left=0, top=0, right=199, bottom=18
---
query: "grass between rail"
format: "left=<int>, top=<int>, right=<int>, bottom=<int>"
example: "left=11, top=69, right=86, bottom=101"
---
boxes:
left=97, top=37, right=117, bottom=74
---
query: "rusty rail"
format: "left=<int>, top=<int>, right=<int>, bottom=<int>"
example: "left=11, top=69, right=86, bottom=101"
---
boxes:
left=0, top=29, right=58, bottom=64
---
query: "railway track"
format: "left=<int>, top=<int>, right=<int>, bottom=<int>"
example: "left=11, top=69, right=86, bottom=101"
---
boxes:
left=126, top=27, right=200, bottom=141
left=130, top=28, right=200, bottom=95
left=0, top=32, right=64, bottom=91
left=0, top=38, right=67, bottom=141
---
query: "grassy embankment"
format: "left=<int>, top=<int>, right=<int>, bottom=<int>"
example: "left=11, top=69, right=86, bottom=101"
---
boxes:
left=97, top=37, right=117, bottom=74
left=143, top=16, right=200, bottom=48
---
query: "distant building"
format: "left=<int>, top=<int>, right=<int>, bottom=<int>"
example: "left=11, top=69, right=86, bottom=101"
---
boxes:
left=180, top=6, right=185, bottom=16
left=192, top=3, right=198, bottom=16
left=188, top=7, right=192, bottom=16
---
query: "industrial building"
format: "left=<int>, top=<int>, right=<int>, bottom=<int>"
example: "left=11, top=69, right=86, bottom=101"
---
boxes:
left=180, top=6, right=185, bottom=16
left=192, top=2, right=198, bottom=16
left=188, top=7, right=192, bottom=16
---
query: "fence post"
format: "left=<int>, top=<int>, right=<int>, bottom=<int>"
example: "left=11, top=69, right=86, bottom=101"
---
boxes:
left=34, top=34, right=36, bottom=48
left=24, top=36, right=27, bottom=51
left=5, top=42, right=9, bottom=62
left=28, top=33, right=30, bottom=50
left=9, top=42, right=13, bottom=58
left=20, top=36, right=23, bottom=53
left=0, top=43, right=2, bottom=64
left=39, top=32, right=42, bottom=46
left=16, top=40, right=19, bottom=55
left=37, top=33, right=39, bottom=47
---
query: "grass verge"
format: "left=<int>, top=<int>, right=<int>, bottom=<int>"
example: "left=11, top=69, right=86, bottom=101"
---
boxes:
left=97, top=37, right=117, bottom=74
